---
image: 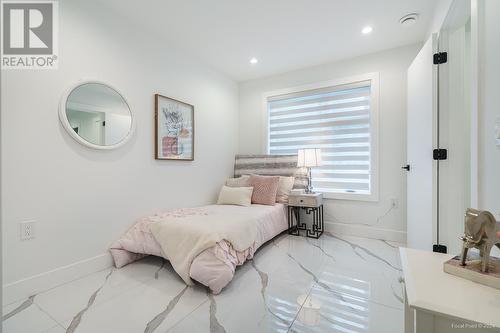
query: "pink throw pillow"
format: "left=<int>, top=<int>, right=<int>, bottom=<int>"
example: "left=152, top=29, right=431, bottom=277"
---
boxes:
left=249, top=175, right=280, bottom=205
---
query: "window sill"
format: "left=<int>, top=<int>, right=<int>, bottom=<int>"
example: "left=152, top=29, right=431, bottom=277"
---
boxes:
left=319, top=190, right=379, bottom=202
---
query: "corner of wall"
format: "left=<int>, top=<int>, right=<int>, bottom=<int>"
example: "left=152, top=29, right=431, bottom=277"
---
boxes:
left=426, top=0, right=454, bottom=39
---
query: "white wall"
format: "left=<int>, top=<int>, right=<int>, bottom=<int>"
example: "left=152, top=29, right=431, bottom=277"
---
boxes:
left=426, top=0, right=454, bottom=39
left=440, top=23, right=472, bottom=255
left=1, top=0, right=238, bottom=301
left=476, top=0, right=499, bottom=270
left=478, top=0, right=500, bottom=221
left=238, top=44, right=421, bottom=242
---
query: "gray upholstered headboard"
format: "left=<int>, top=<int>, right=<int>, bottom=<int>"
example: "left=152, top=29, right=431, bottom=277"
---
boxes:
left=234, top=154, right=308, bottom=189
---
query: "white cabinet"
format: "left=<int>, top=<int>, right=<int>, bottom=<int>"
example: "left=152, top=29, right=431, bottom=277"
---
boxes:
left=400, top=248, right=500, bottom=333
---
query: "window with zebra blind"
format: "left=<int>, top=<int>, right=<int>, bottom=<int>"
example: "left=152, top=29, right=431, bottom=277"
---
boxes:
left=266, top=73, right=379, bottom=201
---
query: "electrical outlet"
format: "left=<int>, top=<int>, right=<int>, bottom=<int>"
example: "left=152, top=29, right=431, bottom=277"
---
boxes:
left=390, top=198, right=399, bottom=209
left=19, top=220, right=36, bottom=241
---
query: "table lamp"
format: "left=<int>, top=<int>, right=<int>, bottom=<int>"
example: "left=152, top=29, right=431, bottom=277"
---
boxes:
left=297, top=148, right=322, bottom=193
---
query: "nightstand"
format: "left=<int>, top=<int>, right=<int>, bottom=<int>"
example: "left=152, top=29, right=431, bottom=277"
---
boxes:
left=287, top=193, right=324, bottom=239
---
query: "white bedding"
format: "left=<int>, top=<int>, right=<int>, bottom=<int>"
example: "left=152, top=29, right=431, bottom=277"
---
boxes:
left=110, top=203, right=288, bottom=293
left=150, top=205, right=260, bottom=285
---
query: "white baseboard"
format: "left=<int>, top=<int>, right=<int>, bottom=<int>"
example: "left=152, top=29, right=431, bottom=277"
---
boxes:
left=3, top=253, right=113, bottom=306
left=325, top=220, right=407, bottom=243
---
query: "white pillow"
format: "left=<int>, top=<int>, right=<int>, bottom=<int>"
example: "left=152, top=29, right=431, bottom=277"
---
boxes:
left=225, top=175, right=251, bottom=187
left=276, top=176, right=295, bottom=203
left=217, top=186, right=253, bottom=206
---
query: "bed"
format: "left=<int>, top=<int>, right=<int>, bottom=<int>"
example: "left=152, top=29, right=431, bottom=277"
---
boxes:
left=110, top=155, right=307, bottom=293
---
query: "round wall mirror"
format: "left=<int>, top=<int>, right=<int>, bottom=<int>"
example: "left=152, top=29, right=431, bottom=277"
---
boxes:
left=59, top=81, right=134, bottom=149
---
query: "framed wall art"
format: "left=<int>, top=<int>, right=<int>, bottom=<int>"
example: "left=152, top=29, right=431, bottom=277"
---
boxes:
left=155, top=94, right=194, bottom=160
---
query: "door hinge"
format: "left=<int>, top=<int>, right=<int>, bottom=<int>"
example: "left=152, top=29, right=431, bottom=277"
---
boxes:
left=433, top=244, right=448, bottom=253
left=102, top=121, right=106, bottom=126
left=433, top=52, right=447, bottom=64
left=433, top=148, right=448, bottom=160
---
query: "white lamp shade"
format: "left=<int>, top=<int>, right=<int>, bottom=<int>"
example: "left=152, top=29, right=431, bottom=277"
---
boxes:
left=297, top=148, right=322, bottom=167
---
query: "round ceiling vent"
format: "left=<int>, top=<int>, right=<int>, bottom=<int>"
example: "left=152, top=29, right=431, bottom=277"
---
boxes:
left=399, top=13, right=419, bottom=27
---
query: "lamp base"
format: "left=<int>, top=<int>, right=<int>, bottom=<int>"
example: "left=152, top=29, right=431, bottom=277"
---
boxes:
left=305, top=167, right=314, bottom=194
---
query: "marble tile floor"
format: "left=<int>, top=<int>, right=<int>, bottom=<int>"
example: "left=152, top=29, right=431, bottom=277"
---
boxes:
left=2, top=232, right=405, bottom=333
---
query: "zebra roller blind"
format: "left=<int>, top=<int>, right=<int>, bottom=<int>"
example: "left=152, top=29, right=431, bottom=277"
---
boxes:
left=267, top=80, right=372, bottom=195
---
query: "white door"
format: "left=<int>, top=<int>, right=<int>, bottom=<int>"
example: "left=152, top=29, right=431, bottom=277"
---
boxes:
left=406, top=35, right=437, bottom=250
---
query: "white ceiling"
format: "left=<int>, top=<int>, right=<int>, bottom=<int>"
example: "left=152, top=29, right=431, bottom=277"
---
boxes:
left=100, top=0, right=438, bottom=81
left=68, top=83, right=130, bottom=115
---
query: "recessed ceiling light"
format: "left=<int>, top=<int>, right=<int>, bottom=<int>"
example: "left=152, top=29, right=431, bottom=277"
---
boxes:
left=361, top=26, right=373, bottom=35
left=399, top=13, right=419, bottom=27
left=249, top=57, right=258, bottom=64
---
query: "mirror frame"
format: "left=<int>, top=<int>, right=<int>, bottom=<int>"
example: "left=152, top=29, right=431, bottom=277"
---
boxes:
left=59, top=80, right=135, bottom=150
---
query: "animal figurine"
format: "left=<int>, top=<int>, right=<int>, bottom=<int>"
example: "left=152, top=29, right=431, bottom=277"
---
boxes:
left=460, top=208, right=500, bottom=272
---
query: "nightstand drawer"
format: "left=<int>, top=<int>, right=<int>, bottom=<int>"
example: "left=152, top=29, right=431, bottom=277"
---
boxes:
left=288, top=193, right=323, bottom=207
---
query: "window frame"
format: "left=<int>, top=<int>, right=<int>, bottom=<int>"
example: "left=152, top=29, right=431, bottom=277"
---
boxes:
left=262, top=72, right=379, bottom=202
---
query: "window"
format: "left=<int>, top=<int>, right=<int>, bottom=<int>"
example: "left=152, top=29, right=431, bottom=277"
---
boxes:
left=265, top=74, right=379, bottom=201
